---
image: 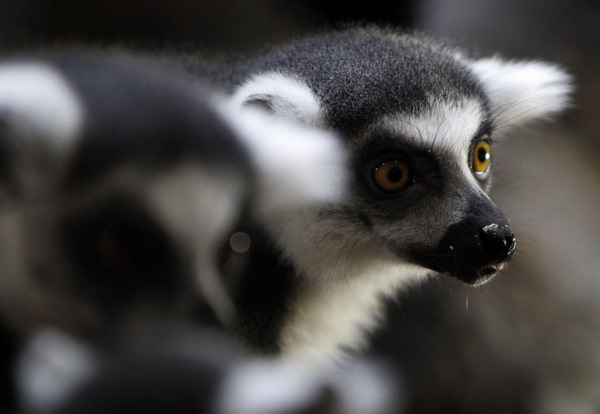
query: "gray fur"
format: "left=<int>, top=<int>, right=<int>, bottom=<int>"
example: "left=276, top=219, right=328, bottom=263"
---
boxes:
left=218, top=26, right=489, bottom=135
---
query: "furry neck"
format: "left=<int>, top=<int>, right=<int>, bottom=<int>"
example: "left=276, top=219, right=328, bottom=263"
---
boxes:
left=268, top=209, right=431, bottom=363
left=280, top=259, right=430, bottom=363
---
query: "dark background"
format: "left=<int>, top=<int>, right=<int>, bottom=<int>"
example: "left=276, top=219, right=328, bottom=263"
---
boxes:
left=1, top=1, right=599, bottom=413
left=0, top=0, right=415, bottom=52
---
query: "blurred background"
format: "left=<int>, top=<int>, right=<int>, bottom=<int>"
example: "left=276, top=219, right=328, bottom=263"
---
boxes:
left=0, top=1, right=598, bottom=413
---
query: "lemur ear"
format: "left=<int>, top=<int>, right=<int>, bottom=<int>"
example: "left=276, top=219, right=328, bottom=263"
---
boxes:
left=469, top=58, right=572, bottom=129
left=0, top=63, right=83, bottom=197
left=220, top=104, right=347, bottom=217
left=230, top=72, right=323, bottom=126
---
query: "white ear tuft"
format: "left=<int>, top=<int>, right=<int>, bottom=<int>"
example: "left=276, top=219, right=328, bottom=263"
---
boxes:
left=0, top=63, right=84, bottom=196
left=0, top=63, right=83, bottom=145
left=469, top=58, right=572, bottom=129
left=220, top=105, right=347, bottom=217
left=230, top=72, right=323, bottom=126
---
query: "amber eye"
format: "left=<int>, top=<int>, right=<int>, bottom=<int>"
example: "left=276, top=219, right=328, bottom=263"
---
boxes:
left=472, top=141, right=492, bottom=174
left=372, top=160, right=411, bottom=193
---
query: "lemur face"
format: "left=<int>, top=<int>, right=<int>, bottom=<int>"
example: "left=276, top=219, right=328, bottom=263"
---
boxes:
left=0, top=53, right=346, bottom=338
left=350, top=98, right=512, bottom=285
left=231, top=28, right=571, bottom=285
left=1, top=167, right=247, bottom=336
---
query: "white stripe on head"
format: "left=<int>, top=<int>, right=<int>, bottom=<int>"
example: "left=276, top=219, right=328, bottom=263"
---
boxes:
left=367, top=98, right=486, bottom=173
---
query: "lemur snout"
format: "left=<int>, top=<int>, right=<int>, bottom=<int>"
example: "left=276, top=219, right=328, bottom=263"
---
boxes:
left=480, top=223, right=516, bottom=264
left=410, top=196, right=516, bottom=285
left=440, top=217, right=516, bottom=285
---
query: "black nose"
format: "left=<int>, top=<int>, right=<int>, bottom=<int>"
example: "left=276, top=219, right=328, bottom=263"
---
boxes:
left=408, top=193, right=517, bottom=285
left=480, top=223, right=516, bottom=263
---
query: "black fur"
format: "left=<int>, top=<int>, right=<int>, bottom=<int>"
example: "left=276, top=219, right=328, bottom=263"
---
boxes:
left=61, top=194, right=187, bottom=317
left=233, top=222, right=296, bottom=354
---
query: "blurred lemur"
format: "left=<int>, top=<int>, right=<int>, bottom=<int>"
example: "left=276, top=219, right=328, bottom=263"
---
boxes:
left=0, top=51, right=347, bottom=341
left=190, top=26, right=572, bottom=361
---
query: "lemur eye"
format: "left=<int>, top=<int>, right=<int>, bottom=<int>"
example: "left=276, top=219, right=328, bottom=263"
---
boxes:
left=94, top=225, right=146, bottom=274
left=372, top=160, right=411, bottom=193
left=472, top=141, right=491, bottom=175
left=64, top=197, right=179, bottom=295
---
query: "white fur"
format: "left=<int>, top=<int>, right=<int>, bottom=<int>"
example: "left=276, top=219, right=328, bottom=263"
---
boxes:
left=370, top=98, right=484, bottom=148
left=220, top=105, right=348, bottom=218
left=266, top=208, right=431, bottom=362
left=367, top=98, right=488, bottom=189
left=218, top=361, right=329, bottom=414
left=231, top=71, right=323, bottom=126
left=16, top=330, right=96, bottom=413
left=281, top=262, right=430, bottom=363
left=218, top=359, right=399, bottom=414
left=469, top=58, right=572, bottom=128
left=0, top=63, right=83, bottom=147
left=145, top=166, right=245, bottom=325
left=0, top=63, right=83, bottom=196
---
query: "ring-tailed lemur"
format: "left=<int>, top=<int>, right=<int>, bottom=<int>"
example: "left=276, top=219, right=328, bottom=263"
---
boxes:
left=0, top=51, right=347, bottom=341
left=197, top=26, right=572, bottom=361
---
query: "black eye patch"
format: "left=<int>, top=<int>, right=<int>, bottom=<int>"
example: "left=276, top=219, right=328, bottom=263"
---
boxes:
left=61, top=195, right=183, bottom=307
left=354, top=137, right=443, bottom=199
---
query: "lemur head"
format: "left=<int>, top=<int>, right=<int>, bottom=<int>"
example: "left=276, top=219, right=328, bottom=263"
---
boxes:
left=231, top=27, right=571, bottom=285
left=0, top=52, right=346, bottom=338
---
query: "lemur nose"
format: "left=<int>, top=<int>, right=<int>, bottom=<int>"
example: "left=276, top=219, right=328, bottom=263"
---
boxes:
left=480, top=224, right=516, bottom=263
